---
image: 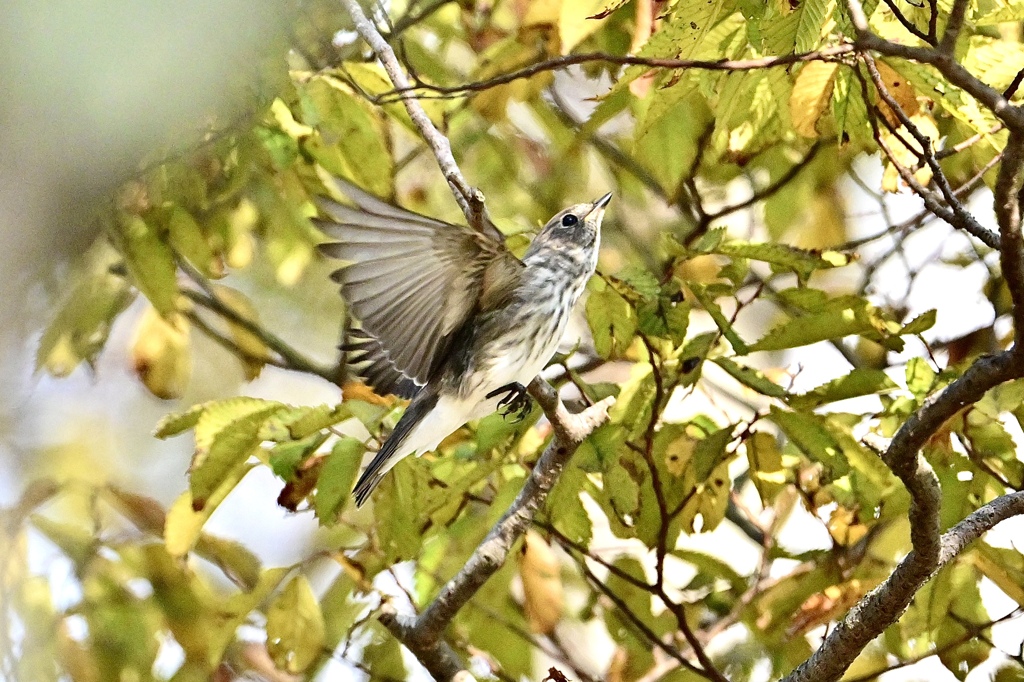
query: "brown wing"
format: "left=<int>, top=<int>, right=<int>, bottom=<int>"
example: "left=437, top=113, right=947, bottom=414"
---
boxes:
left=315, top=176, right=523, bottom=386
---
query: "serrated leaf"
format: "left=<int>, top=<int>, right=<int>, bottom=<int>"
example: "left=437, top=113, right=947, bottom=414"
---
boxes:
left=901, top=309, right=938, bottom=335
left=714, top=357, right=788, bottom=397
left=688, top=283, right=749, bottom=355
left=266, top=575, right=326, bottom=674
left=792, top=62, right=839, bottom=138
left=751, top=300, right=877, bottom=352
left=36, top=245, right=135, bottom=377
left=769, top=407, right=849, bottom=478
left=794, top=0, right=837, bottom=53
left=301, top=77, right=392, bottom=196
left=787, top=369, right=897, bottom=409
left=190, top=401, right=287, bottom=507
left=615, top=265, right=661, bottom=301
left=154, top=403, right=206, bottom=438
left=587, top=277, right=638, bottom=359
left=314, top=438, right=365, bottom=523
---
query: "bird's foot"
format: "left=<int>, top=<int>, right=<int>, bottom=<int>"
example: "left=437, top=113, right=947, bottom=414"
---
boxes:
left=486, top=382, right=532, bottom=423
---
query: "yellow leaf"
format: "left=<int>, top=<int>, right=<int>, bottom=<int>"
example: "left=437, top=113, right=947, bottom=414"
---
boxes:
left=132, top=307, right=192, bottom=400
left=164, top=461, right=251, bottom=557
left=875, top=61, right=920, bottom=127
left=267, top=575, right=327, bottom=673
left=518, top=531, right=564, bottom=635
left=791, top=62, right=839, bottom=138
left=560, top=0, right=610, bottom=53
left=271, top=98, right=313, bottom=138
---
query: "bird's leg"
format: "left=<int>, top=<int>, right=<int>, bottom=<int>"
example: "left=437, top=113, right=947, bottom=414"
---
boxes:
left=486, top=382, right=533, bottom=423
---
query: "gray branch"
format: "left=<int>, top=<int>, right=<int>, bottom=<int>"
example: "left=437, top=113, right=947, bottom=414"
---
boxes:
left=380, top=379, right=614, bottom=680
left=783, top=11, right=1024, bottom=681
left=339, top=0, right=486, bottom=229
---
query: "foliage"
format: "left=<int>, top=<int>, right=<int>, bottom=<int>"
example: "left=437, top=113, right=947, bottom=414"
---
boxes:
left=6, top=0, right=1024, bottom=681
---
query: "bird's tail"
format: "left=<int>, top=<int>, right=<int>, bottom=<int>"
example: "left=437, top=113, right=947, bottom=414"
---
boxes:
left=353, top=390, right=439, bottom=507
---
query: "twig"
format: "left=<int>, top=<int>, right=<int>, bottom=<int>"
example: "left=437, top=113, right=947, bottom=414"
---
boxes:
left=339, top=0, right=486, bottom=230
left=369, top=45, right=857, bottom=101
left=379, top=379, right=614, bottom=680
left=181, top=289, right=337, bottom=382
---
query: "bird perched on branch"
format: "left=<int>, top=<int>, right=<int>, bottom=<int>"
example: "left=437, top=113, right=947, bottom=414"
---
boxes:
left=316, top=177, right=611, bottom=507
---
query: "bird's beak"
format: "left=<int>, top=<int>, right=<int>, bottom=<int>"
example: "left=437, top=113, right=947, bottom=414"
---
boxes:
left=588, top=192, right=612, bottom=219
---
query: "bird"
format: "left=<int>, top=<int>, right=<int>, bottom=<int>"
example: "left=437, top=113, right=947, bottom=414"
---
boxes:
left=315, top=176, right=611, bottom=507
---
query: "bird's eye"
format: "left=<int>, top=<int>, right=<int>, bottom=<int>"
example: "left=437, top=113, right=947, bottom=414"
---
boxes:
left=561, top=214, right=578, bottom=227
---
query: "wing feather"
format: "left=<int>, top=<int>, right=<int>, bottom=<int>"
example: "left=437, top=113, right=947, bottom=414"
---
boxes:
left=317, top=176, right=523, bottom=384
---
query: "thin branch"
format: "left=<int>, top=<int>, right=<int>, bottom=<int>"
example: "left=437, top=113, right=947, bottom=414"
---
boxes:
left=881, top=0, right=934, bottom=45
left=368, top=45, right=857, bottom=101
left=702, top=143, right=823, bottom=226
left=180, top=288, right=337, bottom=382
left=859, top=55, right=1001, bottom=248
left=380, top=379, right=614, bottom=680
left=339, top=0, right=486, bottom=229
left=938, top=0, right=970, bottom=54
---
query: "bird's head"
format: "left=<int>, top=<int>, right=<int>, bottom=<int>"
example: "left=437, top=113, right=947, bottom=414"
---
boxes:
left=532, top=192, right=612, bottom=253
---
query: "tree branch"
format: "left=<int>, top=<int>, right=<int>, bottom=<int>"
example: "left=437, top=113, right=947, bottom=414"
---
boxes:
left=339, top=0, right=486, bottom=229
left=379, top=379, right=614, bottom=680
left=782, top=19, right=1024, bottom=674
left=370, top=45, right=856, bottom=102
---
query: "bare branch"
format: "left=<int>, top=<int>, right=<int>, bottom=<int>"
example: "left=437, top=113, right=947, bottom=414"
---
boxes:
left=938, top=0, right=970, bottom=54
left=859, top=55, right=1001, bottom=248
left=339, top=0, right=486, bottom=229
left=368, top=45, right=857, bottom=102
left=784, top=489, right=1024, bottom=682
left=380, top=379, right=614, bottom=680
left=994, top=130, right=1024, bottom=338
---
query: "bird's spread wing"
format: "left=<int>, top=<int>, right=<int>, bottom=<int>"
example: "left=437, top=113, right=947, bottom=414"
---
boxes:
left=315, top=176, right=523, bottom=387
left=342, top=326, right=421, bottom=399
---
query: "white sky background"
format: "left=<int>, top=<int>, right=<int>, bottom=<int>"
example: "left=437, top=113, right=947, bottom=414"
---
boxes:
left=2, top=58, right=1024, bottom=682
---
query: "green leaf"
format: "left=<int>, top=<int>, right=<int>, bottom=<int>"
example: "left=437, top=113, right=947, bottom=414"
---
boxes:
left=587, top=277, right=638, bottom=359
left=714, top=357, right=788, bottom=397
left=165, top=461, right=252, bottom=557
left=689, top=283, right=749, bottom=354
left=120, top=215, right=179, bottom=315
left=615, top=265, right=662, bottom=301
left=751, top=297, right=899, bottom=352
left=313, top=437, right=365, bottom=523
left=268, top=433, right=328, bottom=479
left=266, top=575, right=327, bottom=674
left=787, top=369, right=897, bottom=409
left=901, top=309, right=938, bottom=335
left=906, top=357, right=937, bottom=398
left=190, top=401, right=287, bottom=508
left=154, top=403, right=206, bottom=438
left=301, top=77, right=392, bottom=196
left=793, top=0, right=837, bottom=53
left=36, top=248, right=134, bottom=377
left=745, top=431, right=787, bottom=505
left=709, top=241, right=850, bottom=282
left=768, top=407, right=849, bottom=479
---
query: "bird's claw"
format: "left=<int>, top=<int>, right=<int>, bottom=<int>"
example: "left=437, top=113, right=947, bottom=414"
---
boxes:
left=486, top=382, right=532, bottom=423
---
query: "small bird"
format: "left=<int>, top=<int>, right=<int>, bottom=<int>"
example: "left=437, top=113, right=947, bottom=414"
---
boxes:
left=316, top=177, right=611, bottom=506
